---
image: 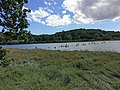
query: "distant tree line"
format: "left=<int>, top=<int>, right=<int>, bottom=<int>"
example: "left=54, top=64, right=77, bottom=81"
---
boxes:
left=32, top=29, right=120, bottom=43
left=0, top=30, right=33, bottom=44
left=0, top=28, right=120, bottom=44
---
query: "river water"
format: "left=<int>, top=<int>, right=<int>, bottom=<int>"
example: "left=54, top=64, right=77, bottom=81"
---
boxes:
left=1, top=40, right=120, bottom=53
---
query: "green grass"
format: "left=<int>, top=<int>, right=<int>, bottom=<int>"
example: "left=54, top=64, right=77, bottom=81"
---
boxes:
left=0, top=49, right=120, bottom=90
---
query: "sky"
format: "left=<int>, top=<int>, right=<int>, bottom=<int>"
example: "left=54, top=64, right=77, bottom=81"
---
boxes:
left=3, top=0, right=120, bottom=35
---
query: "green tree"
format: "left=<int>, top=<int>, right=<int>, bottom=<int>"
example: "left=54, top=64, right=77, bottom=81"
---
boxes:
left=0, top=0, right=30, bottom=60
left=66, top=34, right=72, bottom=40
left=19, top=30, right=29, bottom=42
left=0, top=0, right=30, bottom=33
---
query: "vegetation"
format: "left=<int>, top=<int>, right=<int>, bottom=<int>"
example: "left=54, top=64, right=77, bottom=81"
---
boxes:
left=33, top=29, right=120, bottom=43
left=0, top=46, right=6, bottom=60
left=0, top=0, right=30, bottom=57
left=0, top=30, right=32, bottom=44
left=0, top=1, right=120, bottom=89
left=0, top=0, right=31, bottom=44
left=0, top=0, right=30, bottom=32
left=1, top=28, right=120, bottom=44
left=0, top=49, right=120, bottom=90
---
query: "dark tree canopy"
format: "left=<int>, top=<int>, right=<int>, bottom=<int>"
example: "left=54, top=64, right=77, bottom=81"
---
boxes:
left=0, top=0, right=30, bottom=32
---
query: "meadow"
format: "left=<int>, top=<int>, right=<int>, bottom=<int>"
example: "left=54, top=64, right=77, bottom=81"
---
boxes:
left=0, top=49, right=120, bottom=90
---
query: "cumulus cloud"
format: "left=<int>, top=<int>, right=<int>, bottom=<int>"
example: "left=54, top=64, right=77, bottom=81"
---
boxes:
left=30, top=8, right=50, bottom=24
left=28, top=0, right=120, bottom=26
left=45, top=15, right=71, bottom=26
left=29, top=8, right=71, bottom=26
left=62, top=0, right=120, bottom=23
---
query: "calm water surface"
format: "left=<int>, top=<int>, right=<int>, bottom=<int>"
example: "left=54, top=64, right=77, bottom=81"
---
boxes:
left=1, top=40, right=120, bottom=53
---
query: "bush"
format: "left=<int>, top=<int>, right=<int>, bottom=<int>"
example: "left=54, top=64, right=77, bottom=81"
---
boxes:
left=0, top=46, right=10, bottom=67
left=0, top=46, right=6, bottom=60
left=1, top=59, right=11, bottom=67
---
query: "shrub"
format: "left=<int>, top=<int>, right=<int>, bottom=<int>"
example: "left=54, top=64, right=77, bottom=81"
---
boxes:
left=0, top=46, right=11, bottom=67
left=0, top=46, right=6, bottom=60
left=1, top=59, right=11, bottom=67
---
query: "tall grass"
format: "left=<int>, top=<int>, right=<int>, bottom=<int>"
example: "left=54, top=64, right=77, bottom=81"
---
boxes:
left=0, top=49, right=120, bottom=90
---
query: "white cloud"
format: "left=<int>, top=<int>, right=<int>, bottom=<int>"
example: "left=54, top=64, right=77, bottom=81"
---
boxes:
left=26, top=17, right=32, bottom=22
left=28, top=0, right=120, bottom=26
left=44, top=0, right=57, bottom=6
left=44, top=1, right=48, bottom=5
left=62, top=0, right=120, bottom=24
left=30, top=8, right=50, bottom=24
left=29, top=7, right=72, bottom=26
left=26, top=13, right=32, bottom=22
left=44, top=1, right=52, bottom=6
left=45, top=14, right=72, bottom=26
left=47, top=9, right=54, bottom=13
left=112, top=16, right=120, bottom=22
left=62, top=0, right=77, bottom=13
left=43, top=7, right=54, bottom=13
left=62, top=11, right=66, bottom=14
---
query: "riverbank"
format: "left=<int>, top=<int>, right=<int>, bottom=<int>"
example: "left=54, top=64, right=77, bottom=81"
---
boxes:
left=0, top=49, right=120, bottom=90
left=1, top=39, right=120, bottom=45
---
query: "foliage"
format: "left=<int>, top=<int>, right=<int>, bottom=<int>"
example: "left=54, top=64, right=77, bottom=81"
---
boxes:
left=0, top=28, right=120, bottom=44
left=0, top=49, right=120, bottom=90
left=33, top=29, right=120, bottom=43
left=0, top=0, right=30, bottom=32
left=0, top=0, right=30, bottom=44
left=0, top=46, right=6, bottom=60
left=0, top=46, right=8, bottom=67
left=1, top=58, right=11, bottom=67
left=0, top=34, right=4, bottom=42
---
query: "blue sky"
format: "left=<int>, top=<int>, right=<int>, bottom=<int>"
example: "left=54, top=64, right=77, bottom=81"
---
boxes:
left=2, top=0, right=120, bottom=35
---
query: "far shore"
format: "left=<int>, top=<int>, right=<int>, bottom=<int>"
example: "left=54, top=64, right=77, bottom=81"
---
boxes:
left=1, top=40, right=120, bottom=45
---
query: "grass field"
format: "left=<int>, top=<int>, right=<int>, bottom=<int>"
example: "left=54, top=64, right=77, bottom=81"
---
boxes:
left=0, top=49, right=120, bottom=90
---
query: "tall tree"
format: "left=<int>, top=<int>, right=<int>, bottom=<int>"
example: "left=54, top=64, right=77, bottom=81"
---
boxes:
left=0, top=0, right=30, bottom=32
left=0, top=0, right=30, bottom=59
